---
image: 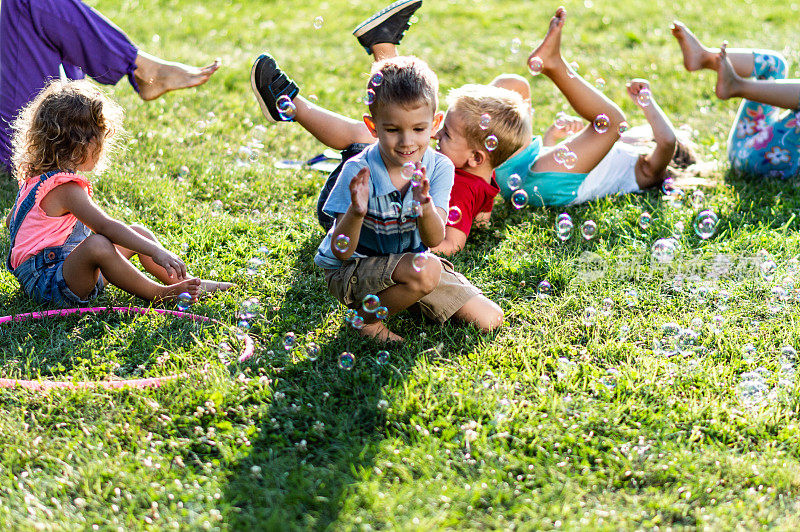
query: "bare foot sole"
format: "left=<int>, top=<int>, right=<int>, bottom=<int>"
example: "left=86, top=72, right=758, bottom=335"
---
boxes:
left=529, top=6, right=566, bottom=74
left=715, top=43, right=739, bottom=100
left=136, top=56, right=221, bottom=101
left=358, top=321, right=404, bottom=343
left=200, top=280, right=235, bottom=295
left=671, top=21, right=713, bottom=72
left=157, top=278, right=201, bottom=303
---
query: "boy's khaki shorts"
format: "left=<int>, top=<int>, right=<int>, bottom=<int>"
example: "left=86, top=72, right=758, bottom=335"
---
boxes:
left=324, top=254, right=482, bottom=322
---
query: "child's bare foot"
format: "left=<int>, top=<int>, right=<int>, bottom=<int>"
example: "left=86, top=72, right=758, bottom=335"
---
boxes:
left=671, top=21, right=715, bottom=72
left=157, top=278, right=201, bottom=303
left=199, top=280, right=235, bottom=295
left=359, top=321, right=403, bottom=343
left=715, top=43, right=740, bottom=100
left=135, top=52, right=221, bottom=101
left=529, top=6, right=567, bottom=74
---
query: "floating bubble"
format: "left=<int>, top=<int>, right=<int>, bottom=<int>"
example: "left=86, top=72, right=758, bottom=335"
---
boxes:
left=601, top=297, right=614, bottom=316
left=376, top=350, right=390, bottom=365
left=411, top=168, right=424, bottom=187
left=693, top=210, right=718, bottom=240
left=362, top=294, right=381, bottom=313
left=651, top=238, right=678, bottom=264
left=370, top=72, right=383, bottom=87
left=637, top=88, right=652, bottom=107
left=365, top=89, right=376, bottom=105
left=537, top=280, right=552, bottom=297
left=691, top=189, right=706, bottom=208
left=237, top=319, right=251, bottom=330
left=211, top=199, right=223, bottom=212
left=580, top=220, right=597, bottom=240
left=313, top=16, right=324, bottom=29
left=583, top=306, right=597, bottom=326
left=344, top=309, right=358, bottom=323
left=556, top=218, right=574, bottom=241
left=527, top=56, right=544, bottom=75
left=410, top=200, right=422, bottom=218
left=592, top=114, right=610, bottom=134
left=484, top=135, right=499, bottom=151
left=401, top=162, right=415, bottom=180
left=639, top=212, right=652, bottom=230
left=176, top=292, right=192, bottom=312
left=737, top=379, right=768, bottom=404
left=238, top=298, right=260, bottom=320
left=306, top=343, right=320, bottom=361
left=557, top=213, right=572, bottom=223
left=283, top=332, right=296, bottom=351
left=507, top=173, right=522, bottom=191
left=553, top=145, right=569, bottom=164
left=246, top=257, right=265, bottom=276
left=334, top=234, right=351, bottom=253
left=511, top=189, right=528, bottom=209
left=412, top=252, right=428, bottom=272
left=276, top=95, right=296, bottom=120
left=510, top=37, right=522, bottom=54
left=375, top=306, right=389, bottom=320
left=618, top=121, right=629, bottom=134
left=781, top=346, right=797, bottom=359
left=178, top=165, right=190, bottom=177
left=624, top=289, right=638, bottom=307
left=595, top=78, right=606, bottom=90
left=338, top=352, right=355, bottom=370
left=351, top=315, right=365, bottom=330
left=741, top=344, right=757, bottom=363
left=561, top=151, right=578, bottom=169
left=479, top=113, right=491, bottom=130
left=554, top=111, right=568, bottom=129
left=448, top=206, right=463, bottom=225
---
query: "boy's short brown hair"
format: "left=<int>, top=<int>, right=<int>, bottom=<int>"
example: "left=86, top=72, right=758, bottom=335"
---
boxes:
left=367, top=55, right=439, bottom=117
left=446, top=84, right=532, bottom=168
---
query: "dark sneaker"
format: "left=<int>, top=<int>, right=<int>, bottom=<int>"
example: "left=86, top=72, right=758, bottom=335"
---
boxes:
left=250, top=53, right=300, bottom=122
left=352, top=0, right=422, bottom=54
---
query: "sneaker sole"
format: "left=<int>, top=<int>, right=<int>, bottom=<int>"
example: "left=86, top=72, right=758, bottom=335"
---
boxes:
left=250, top=57, right=277, bottom=123
left=352, top=0, right=422, bottom=38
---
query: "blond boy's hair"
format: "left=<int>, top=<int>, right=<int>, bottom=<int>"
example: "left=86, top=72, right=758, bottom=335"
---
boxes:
left=446, top=84, right=532, bottom=168
left=367, top=55, right=439, bottom=117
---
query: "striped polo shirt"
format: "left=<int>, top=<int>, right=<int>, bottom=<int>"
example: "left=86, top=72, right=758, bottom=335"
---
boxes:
left=314, top=143, right=454, bottom=269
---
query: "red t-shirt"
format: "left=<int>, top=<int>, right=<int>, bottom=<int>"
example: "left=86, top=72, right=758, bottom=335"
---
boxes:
left=449, top=169, right=500, bottom=236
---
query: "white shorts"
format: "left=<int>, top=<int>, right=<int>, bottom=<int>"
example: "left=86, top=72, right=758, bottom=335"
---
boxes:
left=571, top=142, right=645, bottom=205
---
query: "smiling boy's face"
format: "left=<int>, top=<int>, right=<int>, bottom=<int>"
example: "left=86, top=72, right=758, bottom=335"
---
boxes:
left=432, top=109, right=476, bottom=170
left=366, top=102, right=441, bottom=173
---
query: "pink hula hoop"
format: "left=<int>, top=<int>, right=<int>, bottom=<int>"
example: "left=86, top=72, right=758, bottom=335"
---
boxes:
left=0, top=306, right=254, bottom=391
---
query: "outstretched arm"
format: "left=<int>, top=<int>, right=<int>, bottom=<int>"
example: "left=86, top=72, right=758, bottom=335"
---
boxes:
left=627, top=80, right=677, bottom=188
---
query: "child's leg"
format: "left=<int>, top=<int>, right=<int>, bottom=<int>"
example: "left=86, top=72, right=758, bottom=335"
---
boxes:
left=671, top=22, right=755, bottom=75
left=452, top=295, right=503, bottom=332
left=62, top=234, right=201, bottom=302
left=293, top=97, right=375, bottom=150
left=528, top=8, right=626, bottom=174
left=715, top=45, right=800, bottom=109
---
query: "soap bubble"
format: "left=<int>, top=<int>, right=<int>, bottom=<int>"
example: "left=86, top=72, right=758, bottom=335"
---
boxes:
left=401, top=162, right=415, bottom=180
left=741, top=344, right=757, bottom=363
left=313, top=16, right=324, bottom=29
left=178, top=165, right=190, bottom=177
left=618, top=121, right=629, bottom=134
left=507, top=173, right=522, bottom=190
left=637, top=88, right=652, bottom=106
left=592, top=114, right=610, bottom=134
left=537, top=280, right=552, bottom=297
left=276, top=95, right=296, bottom=120
left=338, top=352, right=355, bottom=370
left=595, top=78, right=606, bottom=90
left=375, top=306, right=389, bottom=320
left=557, top=218, right=574, bottom=241
left=484, top=135, right=499, bottom=151
left=237, top=319, right=251, bottom=330
left=511, top=189, right=528, bottom=209
left=410, top=200, right=422, bottom=218
left=691, top=189, right=706, bottom=208
left=412, top=252, right=428, bottom=272
left=624, top=289, right=638, bottom=307
left=238, top=298, right=260, bottom=320
left=365, top=89, right=376, bottom=105
left=554, top=111, right=568, bottom=129
left=283, top=332, right=296, bottom=351
left=601, top=297, right=614, bottom=316
left=411, top=168, right=424, bottom=186
left=177, top=292, right=192, bottom=312
left=580, top=220, right=597, bottom=240
left=693, top=210, right=718, bottom=240
left=370, top=72, right=383, bottom=87
left=557, top=213, right=572, bottom=223
left=362, top=294, right=381, bottom=313
left=553, top=145, right=569, bottom=164
left=651, top=238, right=678, bottom=263
left=376, top=350, right=390, bottom=365
left=569, top=61, right=580, bottom=77
left=561, top=151, right=578, bottom=169
left=344, top=309, right=357, bottom=323
left=305, top=343, right=320, bottom=361
left=480, top=113, right=491, bottom=130
left=760, top=260, right=777, bottom=281
left=351, top=315, right=365, bottom=330
left=528, top=56, right=544, bottom=75
left=583, top=306, right=597, bottom=326
left=448, top=206, right=463, bottom=225
left=639, top=212, right=652, bottom=230
left=510, top=37, right=521, bottom=54
left=334, top=234, right=350, bottom=253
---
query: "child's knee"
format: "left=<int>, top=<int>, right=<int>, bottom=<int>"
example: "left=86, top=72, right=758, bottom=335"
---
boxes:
left=407, top=257, right=441, bottom=295
left=82, top=234, right=116, bottom=258
left=482, top=302, right=504, bottom=331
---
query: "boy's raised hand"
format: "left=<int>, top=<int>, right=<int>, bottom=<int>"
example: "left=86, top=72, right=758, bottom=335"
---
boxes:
left=349, top=167, right=371, bottom=216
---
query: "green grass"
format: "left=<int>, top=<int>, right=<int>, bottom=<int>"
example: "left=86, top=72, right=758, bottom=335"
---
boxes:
left=2, top=0, right=800, bottom=528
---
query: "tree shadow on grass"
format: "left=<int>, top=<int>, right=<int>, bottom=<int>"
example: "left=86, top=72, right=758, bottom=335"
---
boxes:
left=221, top=233, right=487, bottom=528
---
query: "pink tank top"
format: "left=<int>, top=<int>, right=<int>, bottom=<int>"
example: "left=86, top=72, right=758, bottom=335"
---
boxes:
left=10, top=172, right=93, bottom=269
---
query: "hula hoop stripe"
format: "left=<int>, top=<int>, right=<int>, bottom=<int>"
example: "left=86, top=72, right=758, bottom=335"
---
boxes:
left=0, top=306, right=253, bottom=391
